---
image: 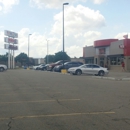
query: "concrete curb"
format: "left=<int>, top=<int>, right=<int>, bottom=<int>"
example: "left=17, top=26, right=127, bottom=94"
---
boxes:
left=92, top=76, right=130, bottom=81
left=121, top=78, right=130, bottom=81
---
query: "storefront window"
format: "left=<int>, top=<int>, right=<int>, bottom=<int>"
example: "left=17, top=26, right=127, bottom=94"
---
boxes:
left=85, top=58, right=94, bottom=64
left=99, top=48, right=106, bottom=54
left=117, top=57, right=121, bottom=65
left=110, top=57, right=121, bottom=65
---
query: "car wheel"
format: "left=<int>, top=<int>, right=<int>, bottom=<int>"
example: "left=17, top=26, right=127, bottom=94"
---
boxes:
left=0, top=67, right=4, bottom=72
left=70, top=72, right=74, bottom=75
left=52, top=68, right=55, bottom=72
left=98, top=70, right=105, bottom=76
left=43, top=68, right=47, bottom=71
left=59, top=69, right=62, bottom=72
left=76, top=69, right=82, bottom=75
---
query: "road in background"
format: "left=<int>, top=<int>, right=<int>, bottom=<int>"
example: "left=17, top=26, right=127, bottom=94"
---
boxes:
left=0, top=70, right=130, bottom=130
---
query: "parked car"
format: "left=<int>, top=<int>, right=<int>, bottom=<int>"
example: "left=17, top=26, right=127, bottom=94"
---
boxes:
left=47, top=60, right=68, bottom=71
left=68, top=64, right=109, bottom=76
left=54, top=61, right=83, bottom=72
left=33, top=64, right=45, bottom=70
left=40, top=64, right=49, bottom=71
left=0, top=64, right=7, bottom=72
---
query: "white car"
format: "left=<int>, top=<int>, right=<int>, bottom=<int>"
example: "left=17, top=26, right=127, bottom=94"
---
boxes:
left=0, top=64, right=7, bottom=72
left=68, top=64, right=109, bottom=76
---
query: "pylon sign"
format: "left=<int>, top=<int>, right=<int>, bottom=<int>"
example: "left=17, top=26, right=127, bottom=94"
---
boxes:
left=4, top=30, right=18, bottom=38
left=4, top=44, right=18, bottom=50
left=4, top=30, right=18, bottom=69
left=4, top=37, right=18, bottom=44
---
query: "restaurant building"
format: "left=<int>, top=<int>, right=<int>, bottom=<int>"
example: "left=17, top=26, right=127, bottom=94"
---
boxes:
left=83, top=39, right=130, bottom=71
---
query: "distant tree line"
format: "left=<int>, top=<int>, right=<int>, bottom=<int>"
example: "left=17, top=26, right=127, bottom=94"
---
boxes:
left=44, top=51, right=70, bottom=63
left=0, top=53, right=8, bottom=65
left=0, top=51, right=71, bottom=66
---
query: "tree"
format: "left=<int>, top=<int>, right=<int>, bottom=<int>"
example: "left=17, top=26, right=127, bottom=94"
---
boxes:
left=15, top=53, right=28, bottom=65
left=44, top=55, right=55, bottom=64
left=0, top=53, right=8, bottom=64
left=44, top=51, right=70, bottom=63
left=54, top=51, right=70, bottom=62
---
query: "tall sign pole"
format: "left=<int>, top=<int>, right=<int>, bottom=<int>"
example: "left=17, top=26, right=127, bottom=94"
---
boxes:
left=10, top=43, right=12, bottom=69
left=63, top=3, right=69, bottom=69
left=4, top=30, right=18, bottom=69
left=28, top=34, right=32, bottom=68
left=8, top=43, right=10, bottom=69
left=13, top=43, right=15, bottom=69
left=46, top=39, right=49, bottom=64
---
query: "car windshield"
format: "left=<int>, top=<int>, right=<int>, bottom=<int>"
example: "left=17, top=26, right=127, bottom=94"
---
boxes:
left=45, top=64, right=49, bottom=66
left=64, top=62, right=69, bottom=65
left=55, top=61, right=62, bottom=64
left=79, top=65, right=86, bottom=68
left=39, top=64, right=44, bottom=66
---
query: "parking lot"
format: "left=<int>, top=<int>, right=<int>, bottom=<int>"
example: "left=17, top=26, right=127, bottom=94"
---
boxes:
left=0, top=69, right=130, bottom=130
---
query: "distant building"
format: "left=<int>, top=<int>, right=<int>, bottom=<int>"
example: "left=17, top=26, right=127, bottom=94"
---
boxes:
left=83, top=39, right=130, bottom=71
left=71, top=57, right=85, bottom=63
left=33, top=58, right=45, bottom=65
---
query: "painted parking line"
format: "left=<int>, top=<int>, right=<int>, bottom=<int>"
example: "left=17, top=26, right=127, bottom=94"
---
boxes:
left=0, top=87, right=49, bottom=90
left=0, top=111, right=115, bottom=120
left=0, top=92, right=61, bottom=96
left=0, top=99, right=80, bottom=104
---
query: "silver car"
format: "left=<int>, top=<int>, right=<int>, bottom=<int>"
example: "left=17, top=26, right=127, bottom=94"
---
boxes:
left=68, top=64, right=109, bottom=76
left=33, top=64, right=45, bottom=70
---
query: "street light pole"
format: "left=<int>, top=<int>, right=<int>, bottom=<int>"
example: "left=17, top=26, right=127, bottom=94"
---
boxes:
left=46, top=39, right=49, bottom=64
left=63, top=3, right=69, bottom=69
left=28, top=34, right=32, bottom=67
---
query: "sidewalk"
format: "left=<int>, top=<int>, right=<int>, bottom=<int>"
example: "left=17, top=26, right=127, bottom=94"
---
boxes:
left=107, top=71, right=130, bottom=78
left=93, top=71, right=130, bottom=81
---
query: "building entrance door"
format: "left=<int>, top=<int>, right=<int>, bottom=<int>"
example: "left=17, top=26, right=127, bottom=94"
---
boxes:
left=99, top=57, right=105, bottom=67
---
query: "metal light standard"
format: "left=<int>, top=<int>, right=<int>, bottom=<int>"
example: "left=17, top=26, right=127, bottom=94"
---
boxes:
left=28, top=34, right=32, bottom=68
left=46, top=39, right=49, bottom=64
left=63, top=3, right=69, bottom=69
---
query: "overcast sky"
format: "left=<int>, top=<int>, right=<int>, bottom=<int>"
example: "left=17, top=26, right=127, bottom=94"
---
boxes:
left=0, top=0, right=130, bottom=58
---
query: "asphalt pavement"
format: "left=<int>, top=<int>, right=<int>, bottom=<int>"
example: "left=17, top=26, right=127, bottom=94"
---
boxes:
left=0, top=69, right=130, bottom=130
left=93, top=71, right=130, bottom=81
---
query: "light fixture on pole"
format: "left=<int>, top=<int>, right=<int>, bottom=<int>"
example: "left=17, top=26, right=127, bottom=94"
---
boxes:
left=46, top=39, right=49, bottom=64
left=28, top=34, right=32, bottom=67
left=63, top=2, right=69, bottom=69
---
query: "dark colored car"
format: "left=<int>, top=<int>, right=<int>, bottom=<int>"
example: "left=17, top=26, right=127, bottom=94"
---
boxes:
left=47, top=60, right=68, bottom=71
left=54, top=61, right=83, bottom=72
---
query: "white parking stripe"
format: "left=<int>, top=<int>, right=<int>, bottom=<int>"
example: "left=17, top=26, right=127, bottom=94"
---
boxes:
left=0, top=99, right=80, bottom=104
left=0, top=111, right=115, bottom=120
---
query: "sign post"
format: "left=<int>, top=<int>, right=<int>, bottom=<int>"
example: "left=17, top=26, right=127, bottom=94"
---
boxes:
left=4, top=30, right=18, bottom=69
left=8, top=43, right=10, bottom=69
